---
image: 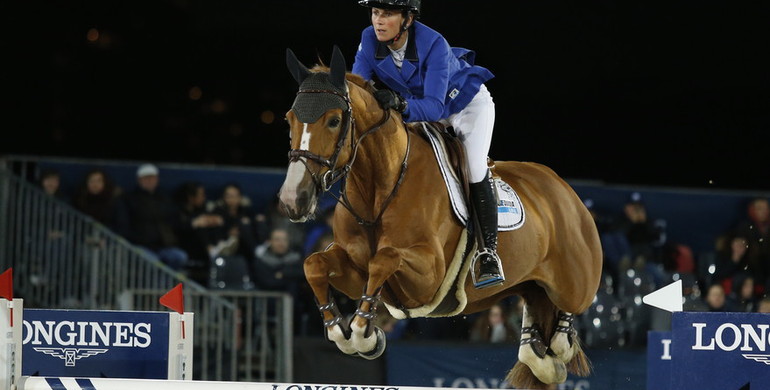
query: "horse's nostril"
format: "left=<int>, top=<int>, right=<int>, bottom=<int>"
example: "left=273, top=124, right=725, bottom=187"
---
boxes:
left=296, top=190, right=310, bottom=210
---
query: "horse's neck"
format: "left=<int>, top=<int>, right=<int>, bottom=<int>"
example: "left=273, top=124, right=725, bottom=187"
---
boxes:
left=348, top=113, right=408, bottom=202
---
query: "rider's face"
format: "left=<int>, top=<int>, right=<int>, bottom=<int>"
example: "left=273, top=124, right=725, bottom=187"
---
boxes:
left=370, top=7, right=405, bottom=42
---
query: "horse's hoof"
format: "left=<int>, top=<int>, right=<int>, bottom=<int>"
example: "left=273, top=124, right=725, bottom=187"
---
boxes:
left=357, top=327, right=386, bottom=360
left=550, top=334, right=576, bottom=363
left=530, top=356, right=567, bottom=385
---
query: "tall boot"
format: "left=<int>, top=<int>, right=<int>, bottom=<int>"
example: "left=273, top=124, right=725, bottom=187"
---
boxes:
left=469, top=171, right=505, bottom=288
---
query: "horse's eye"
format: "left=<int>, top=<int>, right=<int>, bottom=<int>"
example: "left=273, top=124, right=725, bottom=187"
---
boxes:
left=328, top=117, right=341, bottom=128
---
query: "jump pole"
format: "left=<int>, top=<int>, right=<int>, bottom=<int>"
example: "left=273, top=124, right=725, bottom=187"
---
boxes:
left=17, top=379, right=503, bottom=390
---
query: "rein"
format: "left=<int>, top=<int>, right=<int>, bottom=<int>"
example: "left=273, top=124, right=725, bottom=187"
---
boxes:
left=287, top=86, right=411, bottom=227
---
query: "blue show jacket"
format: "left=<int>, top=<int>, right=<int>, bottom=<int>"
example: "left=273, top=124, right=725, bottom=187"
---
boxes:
left=352, top=21, right=494, bottom=122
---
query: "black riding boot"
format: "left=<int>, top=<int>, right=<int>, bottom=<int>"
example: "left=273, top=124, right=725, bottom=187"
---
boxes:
left=470, top=172, right=505, bottom=288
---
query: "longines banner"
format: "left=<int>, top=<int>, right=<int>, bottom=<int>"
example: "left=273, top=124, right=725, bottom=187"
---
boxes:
left=22, top=309, right=171, bottom=379
left=385, top=342, right=646, bottom=389
left=671, top=312, right=770, bottom=389
left=646, top=331, right=671, bottom=390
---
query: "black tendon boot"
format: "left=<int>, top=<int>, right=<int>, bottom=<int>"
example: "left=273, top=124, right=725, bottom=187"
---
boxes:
left=470, top=172, right=505, bottom=288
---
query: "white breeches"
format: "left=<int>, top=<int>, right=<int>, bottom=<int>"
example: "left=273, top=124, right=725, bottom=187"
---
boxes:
left=442, top=84, right=496, bottom=183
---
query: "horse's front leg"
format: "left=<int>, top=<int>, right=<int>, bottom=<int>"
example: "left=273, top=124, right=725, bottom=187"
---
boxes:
left=304, top=243, right=366, bottom=355
left=348, top=246, right=404, bottom=359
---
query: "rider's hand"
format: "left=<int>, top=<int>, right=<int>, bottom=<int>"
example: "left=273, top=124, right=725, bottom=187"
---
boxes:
left=373, top=89, right=407, bottom=113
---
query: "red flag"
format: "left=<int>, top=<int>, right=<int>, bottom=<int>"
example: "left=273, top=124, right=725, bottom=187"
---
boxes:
left=159, top=283, right=184, bottom=314
left=0, top=268, right=13, bottom=327
left=0, top=268, right=12, bottom=301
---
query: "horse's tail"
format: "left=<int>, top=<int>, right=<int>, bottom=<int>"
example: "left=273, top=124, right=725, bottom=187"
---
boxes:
left=566, top=334, right=592, bottom=377
left=506, top=362, right=542, bottom=390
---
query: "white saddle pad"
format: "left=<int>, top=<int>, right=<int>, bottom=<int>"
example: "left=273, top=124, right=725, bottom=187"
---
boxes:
left=420, top=123, right=525, bottom=231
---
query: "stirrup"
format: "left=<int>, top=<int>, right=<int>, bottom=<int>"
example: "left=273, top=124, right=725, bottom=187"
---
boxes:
left=470, top=248, right=505, bottom=289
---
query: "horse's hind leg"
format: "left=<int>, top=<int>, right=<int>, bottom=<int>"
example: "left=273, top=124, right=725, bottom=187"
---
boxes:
left=304, top=244, right=366, bottom=355
left=507, top=295, right=567, bottom=388
left=549, top=311, right=577, bottom=362
left=550, top=311, right=592, bottom=376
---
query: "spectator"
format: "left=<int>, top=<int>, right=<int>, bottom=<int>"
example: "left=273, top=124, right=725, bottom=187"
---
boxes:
left=757, top=297, right=770, bottom=313
left=610, top=192, right=667, bottom=287
left=611, top=192, right=665, bottom=261
left=726, top=272, right=758, bottom=312
left=38, top=168, right=69, bottom=203
left=72, top=168, right=122, bottom=225
left=256, top=194, right=306, bottom=252
left=704, top=283, right=734, bottom=312
left=583, top=198, right=613, bottom=234
left=469, top=303, right=519, bottom=343
left=681, top=273, right=709, bottom=312
left=112, top=163, right=189, bottom=271
left=588, top=198, right=632, bottom=286
left=35, top=168, right=70, bottom=247
left=712, top=233, right=752, bottom=292
left=732, top=197, right=770, bottom=292
left=210, top=183, right=259, bottom=262
left=173, top=181, right=224, bottom=282
left=29, top=168, right=71, bottom=298
left=252, top=228, right=304, bottom=294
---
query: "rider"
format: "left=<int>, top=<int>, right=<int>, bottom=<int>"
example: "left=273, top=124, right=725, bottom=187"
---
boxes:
left=352, top=0, right=503, bottom=288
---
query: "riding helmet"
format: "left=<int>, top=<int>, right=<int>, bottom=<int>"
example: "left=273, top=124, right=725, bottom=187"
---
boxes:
left=358, top=0, right=421, bottom=16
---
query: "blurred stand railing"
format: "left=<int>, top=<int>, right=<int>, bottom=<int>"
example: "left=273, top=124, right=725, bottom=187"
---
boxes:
left=0, top=163, right=293, bottom=382
left=121, top=289, right=293, bottom=382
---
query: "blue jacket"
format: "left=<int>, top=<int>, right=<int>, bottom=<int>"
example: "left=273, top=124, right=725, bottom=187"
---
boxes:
left=352, top=21, right=494, bottom=122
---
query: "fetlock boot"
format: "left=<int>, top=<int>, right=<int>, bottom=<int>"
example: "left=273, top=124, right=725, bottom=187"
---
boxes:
left=470, top=172, right=505, bottom=288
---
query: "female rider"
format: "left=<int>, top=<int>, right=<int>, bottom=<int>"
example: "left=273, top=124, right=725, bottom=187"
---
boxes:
left=352, top=0, right=502, bottom=288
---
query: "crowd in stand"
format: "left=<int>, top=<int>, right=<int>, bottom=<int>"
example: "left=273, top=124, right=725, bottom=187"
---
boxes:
left=31, top=164, right=770, bottom=347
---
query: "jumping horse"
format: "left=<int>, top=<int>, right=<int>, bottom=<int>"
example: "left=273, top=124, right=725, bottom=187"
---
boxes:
left=278, top=46, right=603, bottom=389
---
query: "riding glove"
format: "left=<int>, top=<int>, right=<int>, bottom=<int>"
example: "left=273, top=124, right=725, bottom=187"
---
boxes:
left=373, top=89, right=407, bottom=113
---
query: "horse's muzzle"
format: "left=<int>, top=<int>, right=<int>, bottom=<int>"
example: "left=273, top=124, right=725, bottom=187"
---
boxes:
left=279, top=187, right=317, bottom=223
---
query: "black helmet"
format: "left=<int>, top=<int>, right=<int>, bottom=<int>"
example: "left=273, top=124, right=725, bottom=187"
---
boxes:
left=358, top=0, right=421, bottom=16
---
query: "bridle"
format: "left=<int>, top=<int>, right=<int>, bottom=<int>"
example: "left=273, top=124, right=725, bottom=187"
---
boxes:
left=287, top=85, right=411, bottom=227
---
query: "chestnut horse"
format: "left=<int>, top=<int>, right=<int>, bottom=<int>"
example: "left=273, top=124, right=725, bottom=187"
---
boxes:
left=279, top=46, right=602, bottom=389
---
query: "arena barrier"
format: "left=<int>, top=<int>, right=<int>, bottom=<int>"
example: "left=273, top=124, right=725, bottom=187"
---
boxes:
left=0, top=298, right=195, bottom=390
left=645, top=281, right=770, bottom=390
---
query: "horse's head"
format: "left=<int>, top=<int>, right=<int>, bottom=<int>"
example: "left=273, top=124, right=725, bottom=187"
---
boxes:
left=279, top=46, right=354, bottom=222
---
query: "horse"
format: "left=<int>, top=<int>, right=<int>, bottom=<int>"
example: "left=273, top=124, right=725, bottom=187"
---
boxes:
left=278, top=46, right=603, bottom=390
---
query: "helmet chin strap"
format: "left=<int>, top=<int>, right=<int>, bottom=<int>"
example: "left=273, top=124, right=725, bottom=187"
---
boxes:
left=384, top=18, right=410, bottom=46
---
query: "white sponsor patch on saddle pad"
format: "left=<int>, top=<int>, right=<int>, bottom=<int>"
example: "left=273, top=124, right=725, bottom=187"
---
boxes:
left=420, top=123, right=525, bottom=231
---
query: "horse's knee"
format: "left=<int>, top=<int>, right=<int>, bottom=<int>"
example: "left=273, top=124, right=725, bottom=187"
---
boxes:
left=303, top=253, right=329, bottom=285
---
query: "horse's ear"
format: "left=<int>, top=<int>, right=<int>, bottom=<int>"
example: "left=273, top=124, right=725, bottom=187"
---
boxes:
left=329, top=45, right=347, bottom=90
left=286, top=48, right=311, bottom=85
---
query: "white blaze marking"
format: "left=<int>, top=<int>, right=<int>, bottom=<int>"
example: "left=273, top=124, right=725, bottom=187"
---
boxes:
left=281, top=123, right=312, bottom=206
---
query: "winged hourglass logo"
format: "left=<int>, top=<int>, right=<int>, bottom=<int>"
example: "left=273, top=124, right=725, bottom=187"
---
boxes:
left=32, top=348, right=108, bottom=367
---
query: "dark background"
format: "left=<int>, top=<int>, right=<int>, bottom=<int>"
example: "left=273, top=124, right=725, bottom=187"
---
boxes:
left=3, top=1, right=770, bottom=191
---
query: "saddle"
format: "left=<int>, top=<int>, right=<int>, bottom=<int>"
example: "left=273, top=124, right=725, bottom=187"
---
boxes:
left=406, top=121, right=474, bottom=208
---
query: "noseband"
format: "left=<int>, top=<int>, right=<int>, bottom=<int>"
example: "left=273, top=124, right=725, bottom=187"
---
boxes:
left=287, top=85, right=410, bottom=227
